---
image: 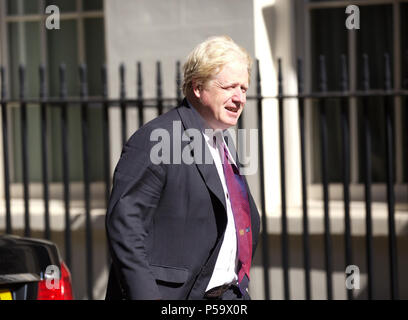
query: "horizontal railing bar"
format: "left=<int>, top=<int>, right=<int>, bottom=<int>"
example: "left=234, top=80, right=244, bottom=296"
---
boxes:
left=258, top=90, right=408, bottom=99
left=1, top=90, right=408, bottom=104
left=4, top=11, right=104, bottom=22
left=307, top=0, right=396, bottom=10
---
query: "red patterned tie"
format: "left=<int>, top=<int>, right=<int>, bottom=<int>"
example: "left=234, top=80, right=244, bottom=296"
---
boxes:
left=221, top=143, right=252, bottom=284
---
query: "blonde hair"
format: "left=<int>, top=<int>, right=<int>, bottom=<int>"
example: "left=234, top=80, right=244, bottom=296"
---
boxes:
left=182, top=35, right=252, bottom=96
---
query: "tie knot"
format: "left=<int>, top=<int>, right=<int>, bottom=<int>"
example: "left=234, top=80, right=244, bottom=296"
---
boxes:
left=212, top=134, right=228, bottom=161
left=212, top=134, right=238, bottom=173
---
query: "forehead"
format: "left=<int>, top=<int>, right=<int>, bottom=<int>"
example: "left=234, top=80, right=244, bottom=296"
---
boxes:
left=214, top=60, right=249, bottom=85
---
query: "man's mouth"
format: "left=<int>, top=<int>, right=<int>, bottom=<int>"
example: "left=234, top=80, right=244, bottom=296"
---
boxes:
left=225, top=106, right=240, bottom=113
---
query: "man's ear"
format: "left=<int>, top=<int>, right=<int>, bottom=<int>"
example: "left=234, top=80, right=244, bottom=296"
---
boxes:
left=192, top=80, right=202, bottom=99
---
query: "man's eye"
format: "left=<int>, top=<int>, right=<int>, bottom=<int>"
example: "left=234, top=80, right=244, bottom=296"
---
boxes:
left=223, top=84, right=247, bottom=93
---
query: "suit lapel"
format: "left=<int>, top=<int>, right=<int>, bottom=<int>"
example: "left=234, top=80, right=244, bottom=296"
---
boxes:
left=176, top=100, right=227, bottom=211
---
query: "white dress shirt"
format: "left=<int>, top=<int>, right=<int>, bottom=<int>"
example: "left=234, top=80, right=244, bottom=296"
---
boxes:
left=203, top=130, right=238, bottom=292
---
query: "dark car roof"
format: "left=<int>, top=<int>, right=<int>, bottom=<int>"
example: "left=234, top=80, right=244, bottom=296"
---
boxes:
left=0, top=234, right=61, bottom=285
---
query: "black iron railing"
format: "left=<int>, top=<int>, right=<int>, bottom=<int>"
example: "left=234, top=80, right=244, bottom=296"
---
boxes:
left=0, top=53, right=407, bottom=300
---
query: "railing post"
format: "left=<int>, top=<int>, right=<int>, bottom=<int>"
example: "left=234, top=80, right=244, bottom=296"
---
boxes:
left=277, top=58, right=290, bottom=300
left=137, top=62, right=144, bottom=128
left=101, top=64, right=111, bottom=207
left=79, top=63, right=93, bottom=300
left=339, top=54, right=352, bottom=300
left=1, top=66, right=11, bottom=235
left=119, top=63, right=127, bottom=146
left=156, top=61, right=163, bottom=115
left=318, top=55, right=332, bottom=300
left=383, top=53, right=398, bottom=300
left=297, top=58, right=311, bottom=300
left=256, top=59, right=270, bottom=300
left=101, top=64, right=112, bottom=268
left=39, top=64, right=50, bottom=240
left=59, top=63, right=71, bottom=269
left=361, top=53, right=373, bottom=300
left=19, top=65, right=30, bottom=238
left=176, top=60, right=182, bottom=106
left=404, top=50, right=408, bottom=190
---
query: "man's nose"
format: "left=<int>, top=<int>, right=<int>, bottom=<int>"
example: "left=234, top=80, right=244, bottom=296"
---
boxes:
left=232, top=88, right=246, bottom=104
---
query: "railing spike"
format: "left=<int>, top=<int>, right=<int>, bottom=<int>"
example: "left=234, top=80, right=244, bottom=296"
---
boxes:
left=362, top=54, right=370, bottom=91
left=137, top=61, right=143, bottom=99
left=256, top=59, right=261, bottom=97
left=340, top=54, right=349, bottom=92
left=0, top=66, right=6, bottom=100
left=404, top=50, right=408, bottom=89
left=384, top=53, right=392, bottom=91
left=119, top=63, right=125, bottom=99
left=278, top=58, right=283, bottom=95
left=319, top=55, right=327, bottom=92
left=19, top=64, right=26, bottom=99
left=79, top=63, right=88, bottom=98
left=39, top=64, right=46, bottom=99
left=297, top=58, right=304, bottom=94
left=176, top=60, right=182, bottom=103
left=101, top=64, right=108, bottom=98
left=156, top=61, right=162, bottom=99
left=59, top=63, right=67, bottom=98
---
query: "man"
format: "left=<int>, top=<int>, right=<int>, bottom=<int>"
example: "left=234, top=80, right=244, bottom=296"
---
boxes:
left=105, top=36, right=260, bottom=300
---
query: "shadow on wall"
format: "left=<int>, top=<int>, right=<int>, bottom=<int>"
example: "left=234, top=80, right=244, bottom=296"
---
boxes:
left=252, top=226, right=408, bottom=300
left=262, top=4, right=278, bottom=68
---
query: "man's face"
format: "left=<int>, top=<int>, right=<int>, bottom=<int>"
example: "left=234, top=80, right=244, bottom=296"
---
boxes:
left=194, top=60, right=249, bottom=130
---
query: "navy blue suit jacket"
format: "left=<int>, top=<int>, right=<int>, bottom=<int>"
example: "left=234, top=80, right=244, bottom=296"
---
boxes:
left=105, top=99, right=260, bottom=300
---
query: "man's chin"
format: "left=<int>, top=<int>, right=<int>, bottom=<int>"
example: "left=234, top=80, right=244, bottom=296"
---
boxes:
left=220, top=120, right=239, bottom=130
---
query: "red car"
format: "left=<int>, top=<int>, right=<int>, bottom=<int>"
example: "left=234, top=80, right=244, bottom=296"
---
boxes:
left=0, top=234, right=73, bottom=300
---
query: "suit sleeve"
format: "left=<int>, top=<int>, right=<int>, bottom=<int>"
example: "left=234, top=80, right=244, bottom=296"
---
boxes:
left=106, top=144, right=165, bottom=300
